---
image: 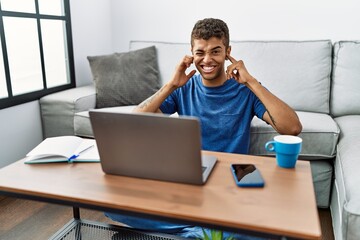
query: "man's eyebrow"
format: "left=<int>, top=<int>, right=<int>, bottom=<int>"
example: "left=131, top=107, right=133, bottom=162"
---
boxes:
left=194, top=46, right=223, bottom=52
left=211, top=46, right=222, bottom=51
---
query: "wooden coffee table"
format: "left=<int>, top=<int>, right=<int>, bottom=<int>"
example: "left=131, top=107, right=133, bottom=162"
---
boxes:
left=0, top=151, right=321, bottom=239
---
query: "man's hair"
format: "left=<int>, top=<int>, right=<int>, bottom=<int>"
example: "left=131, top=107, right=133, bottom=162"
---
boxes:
left=191, top=18, right=230, bottom=48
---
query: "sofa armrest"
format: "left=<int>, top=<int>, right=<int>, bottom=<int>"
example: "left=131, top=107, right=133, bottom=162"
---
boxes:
left=40, top=84, right=96, bottom=138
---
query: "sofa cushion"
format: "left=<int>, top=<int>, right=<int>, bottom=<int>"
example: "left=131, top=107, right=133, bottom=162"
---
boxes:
left=87, top=46, right=161, bottom=108
left=75, top=106, right=179, bottom=138
left=331, top=41, right=360, bottom=117
left=230, top=40, right=332, bottom=114
left=40, top=85, right=96, bottom=137
left=130, top=41, right=195, bottom=86
left=310, top=160, right=333, bottom=208
left=249, top=111, right=340, bottom=159
left=130, top=40, right=332, bottom=114
left=74, top=105, right=137, bottom=138
left=77, top=108, right=339, bottom=160
left=332, top=115, right=360, bottom=239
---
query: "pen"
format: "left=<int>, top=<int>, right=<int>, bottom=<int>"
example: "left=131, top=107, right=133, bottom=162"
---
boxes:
left=68, top=145, right=95, bottom=162
left=77, top=145, right=95, bottom=155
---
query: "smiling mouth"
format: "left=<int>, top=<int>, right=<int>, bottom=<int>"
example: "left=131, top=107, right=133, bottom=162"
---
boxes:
left=202, top=65, right=216, bottom=73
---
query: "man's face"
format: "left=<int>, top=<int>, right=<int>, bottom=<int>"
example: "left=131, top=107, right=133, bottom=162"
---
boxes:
left=192, top=37, right=229, bottom=82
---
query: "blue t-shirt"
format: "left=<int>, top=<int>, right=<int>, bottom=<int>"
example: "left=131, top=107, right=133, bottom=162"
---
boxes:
left=160, top=75, right=266, bottom=154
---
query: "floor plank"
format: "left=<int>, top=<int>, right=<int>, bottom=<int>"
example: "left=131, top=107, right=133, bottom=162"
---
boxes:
left=0, top=197, right=334, bottom=239
left=0, top=197, right=116, bottom=239
left=318, top=208, right=334, bottom=240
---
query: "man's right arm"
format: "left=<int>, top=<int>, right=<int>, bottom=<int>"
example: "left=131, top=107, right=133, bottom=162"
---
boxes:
left=133, top=55, right=196, bottom=113
left=134, top=83, right=177, bottom=113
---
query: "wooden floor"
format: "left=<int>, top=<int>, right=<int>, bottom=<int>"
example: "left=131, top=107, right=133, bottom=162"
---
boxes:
left=0, top=196, right=334, bottom=240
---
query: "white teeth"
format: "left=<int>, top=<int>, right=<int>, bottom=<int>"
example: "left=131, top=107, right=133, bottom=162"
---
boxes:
left=203, top=66, right=215, bottom=73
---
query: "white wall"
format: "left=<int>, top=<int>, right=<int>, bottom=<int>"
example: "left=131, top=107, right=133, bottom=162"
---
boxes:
left=70, top=0, right=113, bottom=87
left=73, top=0, right=360, bottom=85
left=110, top=0, right=360, bottom=52
left=0, top=101, right=43, bottom=168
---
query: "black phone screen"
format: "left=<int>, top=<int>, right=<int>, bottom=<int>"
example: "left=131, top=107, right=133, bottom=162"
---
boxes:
left=231, top=164, right=264, bottom=187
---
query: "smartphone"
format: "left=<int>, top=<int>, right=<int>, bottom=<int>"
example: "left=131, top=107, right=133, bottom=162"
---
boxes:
left=230, top=164, right=265, bottom=187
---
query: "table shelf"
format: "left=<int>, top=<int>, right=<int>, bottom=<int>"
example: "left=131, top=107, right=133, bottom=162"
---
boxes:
left=49, top=219, right=186, bottom=240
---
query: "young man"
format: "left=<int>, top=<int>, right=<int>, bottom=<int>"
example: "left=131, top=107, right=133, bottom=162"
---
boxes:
left=106, top=18, right=302, bottom=239
left=135, top=18, right=302, bottom=154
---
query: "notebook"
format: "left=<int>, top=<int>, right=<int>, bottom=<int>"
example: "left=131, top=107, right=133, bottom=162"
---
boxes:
left=89, top=111, right=217, bottom=185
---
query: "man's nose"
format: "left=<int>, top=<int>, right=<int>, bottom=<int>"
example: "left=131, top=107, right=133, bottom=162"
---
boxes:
left=203, top=53, right=212, bottom=63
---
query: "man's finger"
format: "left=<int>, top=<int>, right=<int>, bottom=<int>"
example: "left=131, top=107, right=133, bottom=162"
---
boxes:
left=185, top=55, right=194, bottom=66
left=187, top=69, right=196, bottom=79
left=227, top=54, right=237, bottom=63
left=185, top=55, right=194, bottom=62
left=181, top=55, right=193, bottom=68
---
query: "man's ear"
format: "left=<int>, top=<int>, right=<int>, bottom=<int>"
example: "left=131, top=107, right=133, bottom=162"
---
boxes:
left=226, top=46, right=232, bottom=60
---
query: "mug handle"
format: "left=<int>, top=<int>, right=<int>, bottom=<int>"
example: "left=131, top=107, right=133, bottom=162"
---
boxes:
left=265, top=141, right=276, bottom=152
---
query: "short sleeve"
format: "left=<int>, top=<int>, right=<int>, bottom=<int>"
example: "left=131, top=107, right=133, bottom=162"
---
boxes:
left=252, top=86, right=267, bottom=120
left=160, top=92, right=178, bottom=114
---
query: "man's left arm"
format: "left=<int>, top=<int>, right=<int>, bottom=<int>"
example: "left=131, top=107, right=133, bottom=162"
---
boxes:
left=226, top=55, right=302, bottom=135
left=246, top=78, right=302, bottom=135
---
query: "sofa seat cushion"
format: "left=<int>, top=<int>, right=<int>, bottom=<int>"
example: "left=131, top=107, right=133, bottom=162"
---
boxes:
left=335, top=115, right=360, bottom=204
left=77, top=108, right=339, bottom=161
left=249, top=111, right=340, bottom=160
left=75, top=107, right=179, bottom=138
left=74, top=106, right=137, bottom=138
left=332, top=115, right=360, bottom=239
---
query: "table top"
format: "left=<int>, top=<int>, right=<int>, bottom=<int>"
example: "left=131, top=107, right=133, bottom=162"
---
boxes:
left=0, top=151, right=321, bottom=239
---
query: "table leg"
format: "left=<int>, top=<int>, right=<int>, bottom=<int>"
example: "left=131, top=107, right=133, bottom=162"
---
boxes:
left=73, top=206, right=80, bottom=219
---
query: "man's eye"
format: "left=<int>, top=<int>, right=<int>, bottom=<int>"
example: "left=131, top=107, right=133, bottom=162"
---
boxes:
left=196, top=52, right=204, bottom=56
left=212, top=51, right=220, bottom=55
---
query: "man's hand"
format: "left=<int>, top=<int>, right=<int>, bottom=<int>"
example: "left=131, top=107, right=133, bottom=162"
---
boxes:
left=226, top=55, right=254, bottom=84
left=170, top=55, right=197, bottom=88
left=134, top=55, right=196, bottom=113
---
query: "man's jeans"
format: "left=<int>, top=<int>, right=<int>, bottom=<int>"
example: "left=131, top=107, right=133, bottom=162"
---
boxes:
left=105, top=212, right=266, bottom=239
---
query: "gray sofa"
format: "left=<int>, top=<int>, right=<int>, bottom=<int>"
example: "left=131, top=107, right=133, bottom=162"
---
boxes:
left=39, top=40, right=360, bottom=240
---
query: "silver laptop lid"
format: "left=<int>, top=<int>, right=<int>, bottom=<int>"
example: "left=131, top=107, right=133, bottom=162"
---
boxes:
left=89, top=111, right=215, bottom=185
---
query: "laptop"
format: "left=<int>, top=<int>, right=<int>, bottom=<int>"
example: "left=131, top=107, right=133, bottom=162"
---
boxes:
left=89, top=111, right=217, bottom=185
